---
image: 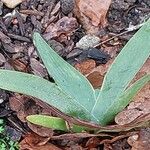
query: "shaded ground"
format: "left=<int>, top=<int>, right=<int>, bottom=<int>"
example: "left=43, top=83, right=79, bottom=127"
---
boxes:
left=0, top=0, right=150, bottom=149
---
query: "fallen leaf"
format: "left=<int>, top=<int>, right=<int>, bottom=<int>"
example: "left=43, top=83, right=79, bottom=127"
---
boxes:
left=103, top=45, right=120, bottom=58
left=28, top=123, right=53, bottom=137
left=19, top=133, right=61, bottom=150
left=74, top=59, right=96, bottom=75
left=87, top=48, right=110, bottom=64
left=115, top=109, right=143, bottom=125
left=52, top=132, right=112, bottom=140
left=9, top=94, right=43, bottom=122
left=74, top=0, right=111, bottom=33
left=9, top=94, right=54, bottom=137
left=85, top=137, right=100, bottom=149
left=91, top=59, right=114, bottom=76
left=1, top=0, right=23, bottom=8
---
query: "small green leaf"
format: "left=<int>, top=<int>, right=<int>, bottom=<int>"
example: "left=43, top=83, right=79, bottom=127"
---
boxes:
left=92, top=19, right=150, bottom=125
left=27, top=115, right=91, bottom=132
left=33, top=32, right=96, bottom=116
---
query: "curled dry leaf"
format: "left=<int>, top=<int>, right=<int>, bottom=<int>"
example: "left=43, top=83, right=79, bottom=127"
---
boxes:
left=19, top=133, right=61, bottom=150
left=1, top=0, right=23, bottom=8
left=74, top=0, right=111, bottom=33
left=28, top=122, right=53, bottom=137
left=9, top=94, right=54, bottom=137
left=9, top=94, right=43, bottom=122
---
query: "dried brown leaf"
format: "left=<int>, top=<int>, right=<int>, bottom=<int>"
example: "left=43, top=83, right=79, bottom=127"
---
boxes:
left=19, top=133, right=61, bottom=150
left=115, top=109, right=143, bottom=126
left=28, top=123, right=53, bottom=137
left=9, top=94, right=43, bottom=122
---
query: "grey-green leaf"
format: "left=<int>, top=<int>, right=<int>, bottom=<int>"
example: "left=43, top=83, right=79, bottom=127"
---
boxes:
left=0, top=70, right=92, bottom=120
left=92, top=19, right=150, bottom=125
left=33, top=32, right=96, bottom=115
left=98, top=74, right=150, bottom=125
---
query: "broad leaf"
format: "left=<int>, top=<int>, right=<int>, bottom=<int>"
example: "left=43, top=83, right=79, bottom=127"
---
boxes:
left=27, top=75, right=150, bottom=131
left=92, top=18, right=150, bottom=125
left=33, top=32, right=96, bottom=115
left=0, top=70, right=93, bottom=120
left=97, top=74, right=150, bottom=125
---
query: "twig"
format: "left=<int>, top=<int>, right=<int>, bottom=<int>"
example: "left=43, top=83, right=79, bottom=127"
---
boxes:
left=96, top=22, right=145, bottom=46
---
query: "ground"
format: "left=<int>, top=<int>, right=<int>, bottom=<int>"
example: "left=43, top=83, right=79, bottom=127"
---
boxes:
left=0, top=0, right=150, bottom=149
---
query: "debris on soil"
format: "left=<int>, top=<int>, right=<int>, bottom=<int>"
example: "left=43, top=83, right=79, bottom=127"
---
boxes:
left=74, top=59, right=96, bottom=75
left=0, top=0, right=150, bottom=149
left=76, top=34, right=100, bottom=49
left=74, top=0, right=111, bottom=34
left=60, top=0, right=75, bottom=15
left=44, top=16, right=78, bottom=41
left=87, top=71, right=104, bottom=89
left=128, top=128, right=150, bottom=150
left=19, top=133, right=61, bottom=150
left=30, top=58, right=47, bottom=77
left=1, top=0, right=23, bottom=8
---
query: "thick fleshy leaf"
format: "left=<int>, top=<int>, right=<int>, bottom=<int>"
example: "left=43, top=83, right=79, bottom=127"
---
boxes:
left=99, top=74, right=150, bottom=125
left=92, top=19, right=150, bottom=125
left=33, top=32, right=96, bottom=116
left=27, top=115, right=91, bottom=132
left=0, top=70, right=93, bottom=120
left=27, top=75, right=150, bottom=131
